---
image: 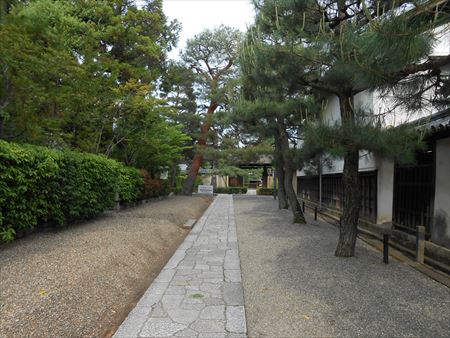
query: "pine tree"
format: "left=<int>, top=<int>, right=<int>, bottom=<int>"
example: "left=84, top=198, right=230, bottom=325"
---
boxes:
left=179, top=25, right=242, bottom=195
left=250, top=0, right=449, bottom=256
left=235, top=28, right=320, bottom=222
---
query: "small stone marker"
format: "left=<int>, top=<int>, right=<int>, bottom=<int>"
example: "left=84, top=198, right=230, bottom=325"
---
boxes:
left=114, top=192, right=120, bottom=211
left=183, top=219, right=196, bottom=229
left=198, top=185, right=213, bottom=194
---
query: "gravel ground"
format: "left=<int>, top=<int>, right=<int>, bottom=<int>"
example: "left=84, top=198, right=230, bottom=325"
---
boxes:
left=0, top=195, right=212, bottom=338
left=234, top=195, right=450, bottom=338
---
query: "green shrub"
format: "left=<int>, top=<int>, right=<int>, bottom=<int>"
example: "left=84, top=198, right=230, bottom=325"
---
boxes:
left=172, top=175, right=185, bottom=194
left=0, top=140, right=145, bottom=241
left=214, top=187, right=248, bottom=194
left=0, top=141, right=63, bottom=235
left=171, top=174, right=203, bottom=195
left=58, top=151, right=119, bottom=221
left=257, top=187, right=276, bottom=195
left=118, top=166, right=144, bottom=203
left=161, top=179, right=178, bottom=196
left=194, top=176, right=203, bottom=189
left=172, top=185, right=182, bottom=194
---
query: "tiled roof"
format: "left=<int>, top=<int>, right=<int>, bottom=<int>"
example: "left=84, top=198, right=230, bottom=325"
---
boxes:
left=407, top=109, right=450, bottom=133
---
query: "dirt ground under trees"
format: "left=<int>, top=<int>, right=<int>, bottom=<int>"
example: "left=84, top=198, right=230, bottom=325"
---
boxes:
left=0, top=195, right=212, bottom=338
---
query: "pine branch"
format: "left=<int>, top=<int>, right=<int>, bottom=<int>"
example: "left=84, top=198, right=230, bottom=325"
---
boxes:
left=394, top=54, right=450, bottom=84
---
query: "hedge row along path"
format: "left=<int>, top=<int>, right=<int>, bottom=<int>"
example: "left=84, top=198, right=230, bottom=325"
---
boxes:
left=0, top=196, right=212, bottom=338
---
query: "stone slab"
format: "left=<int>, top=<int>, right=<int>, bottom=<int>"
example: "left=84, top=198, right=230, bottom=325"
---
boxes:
left=183, top=219, right=197, bottom=229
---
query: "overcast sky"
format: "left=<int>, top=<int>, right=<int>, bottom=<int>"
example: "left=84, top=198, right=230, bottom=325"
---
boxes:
left=163, top=0, right=255, bottom=59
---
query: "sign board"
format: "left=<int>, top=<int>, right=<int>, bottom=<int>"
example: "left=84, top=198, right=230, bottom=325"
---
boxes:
left=198, top=185, right=214, bottom=194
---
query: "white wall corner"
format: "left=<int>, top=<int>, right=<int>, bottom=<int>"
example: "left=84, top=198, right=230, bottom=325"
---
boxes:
left=375, top=155, right=395, bottom=224
left=432, top=138, right=450, bottom=247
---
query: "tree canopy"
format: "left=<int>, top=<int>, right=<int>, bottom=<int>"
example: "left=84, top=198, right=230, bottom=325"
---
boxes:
left=0, top=0, right=187, bottom=174
left=177, top=25, right=243, bottom=195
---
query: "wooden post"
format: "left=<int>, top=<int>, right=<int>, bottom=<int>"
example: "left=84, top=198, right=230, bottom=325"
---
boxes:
left=416, top=226, right=425, bottom=264
left=383, top=234, right=389, bottom=264
left=273, top=168, right=277, bottom=200
left=318, top=157, right=322, bottom=210
left=262, top=165, right=268, bottom=188
left=382, top=222, right=392, bottom=264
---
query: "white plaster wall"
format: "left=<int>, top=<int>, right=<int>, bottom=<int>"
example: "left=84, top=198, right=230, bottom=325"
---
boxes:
left=431, top=24, right=450, bottom=57
left=322, top=95, right=341, bottom=124
left=217, top=176, right=228, bottom=188
left=312, top=25, right=450, bottom=134
left=204, top=175, right=229, bottom=188
left=432, top=138, right=450, bottom=248
left=376, top=157, right=395, bottom=224
left=372, top=25, right=450, bottom=127
left=201, top=175, right=212, bottom=185
left=298, top=92, right=377, bottom=177
left=372, top=90, right=433, bottom=127
left=321, top=151, right=377, bottom=175
left=353, top=90, right=373, bottom=115
left=321, top=91, right=374, bottom=124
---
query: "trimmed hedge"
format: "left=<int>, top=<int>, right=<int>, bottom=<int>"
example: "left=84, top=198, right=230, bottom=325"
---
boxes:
left=215, top=187, right=248, bottom=194
left=257, top=187, right=276, bottom=195
left=0, top=140, right=146, bottom=242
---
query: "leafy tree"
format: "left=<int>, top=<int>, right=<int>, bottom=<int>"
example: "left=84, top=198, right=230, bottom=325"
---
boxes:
left=160, top=62, right=199, bottom=185
left=0, top=0, right=91, bottom=144
left=251, top=0, right=449, bottom=256
left=235, top=25, right=321, bottom=223
left=178, top=25, right=242, bottom=195
left=0, top=0, right=187, bottom=173
left=105, top=80, right=190, bottom=173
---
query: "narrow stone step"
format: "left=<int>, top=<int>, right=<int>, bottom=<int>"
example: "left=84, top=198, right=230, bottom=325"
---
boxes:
left=183, top=219, right=197, bottom=229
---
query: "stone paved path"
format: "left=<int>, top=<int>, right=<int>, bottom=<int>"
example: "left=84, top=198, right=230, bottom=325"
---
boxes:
left=114, top=195, right=247, bottom=338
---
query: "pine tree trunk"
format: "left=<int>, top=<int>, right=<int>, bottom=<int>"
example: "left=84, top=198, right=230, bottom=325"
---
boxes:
left=210, top=159, right=217, bottom=188
left=181, top=152, right=203, bottom=195
left=180, top=101, right=218, bottom=195
left=276, top=118, right=306, bottom=223
left=335, top=149, right=361, bottom=256
left=274, top=134, right=288, bottom=209
left=284, top=166, right=305, bottom=223
left=277, top=166, right=289, bottom=209
left=335, top=95, right=361, bottom=257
